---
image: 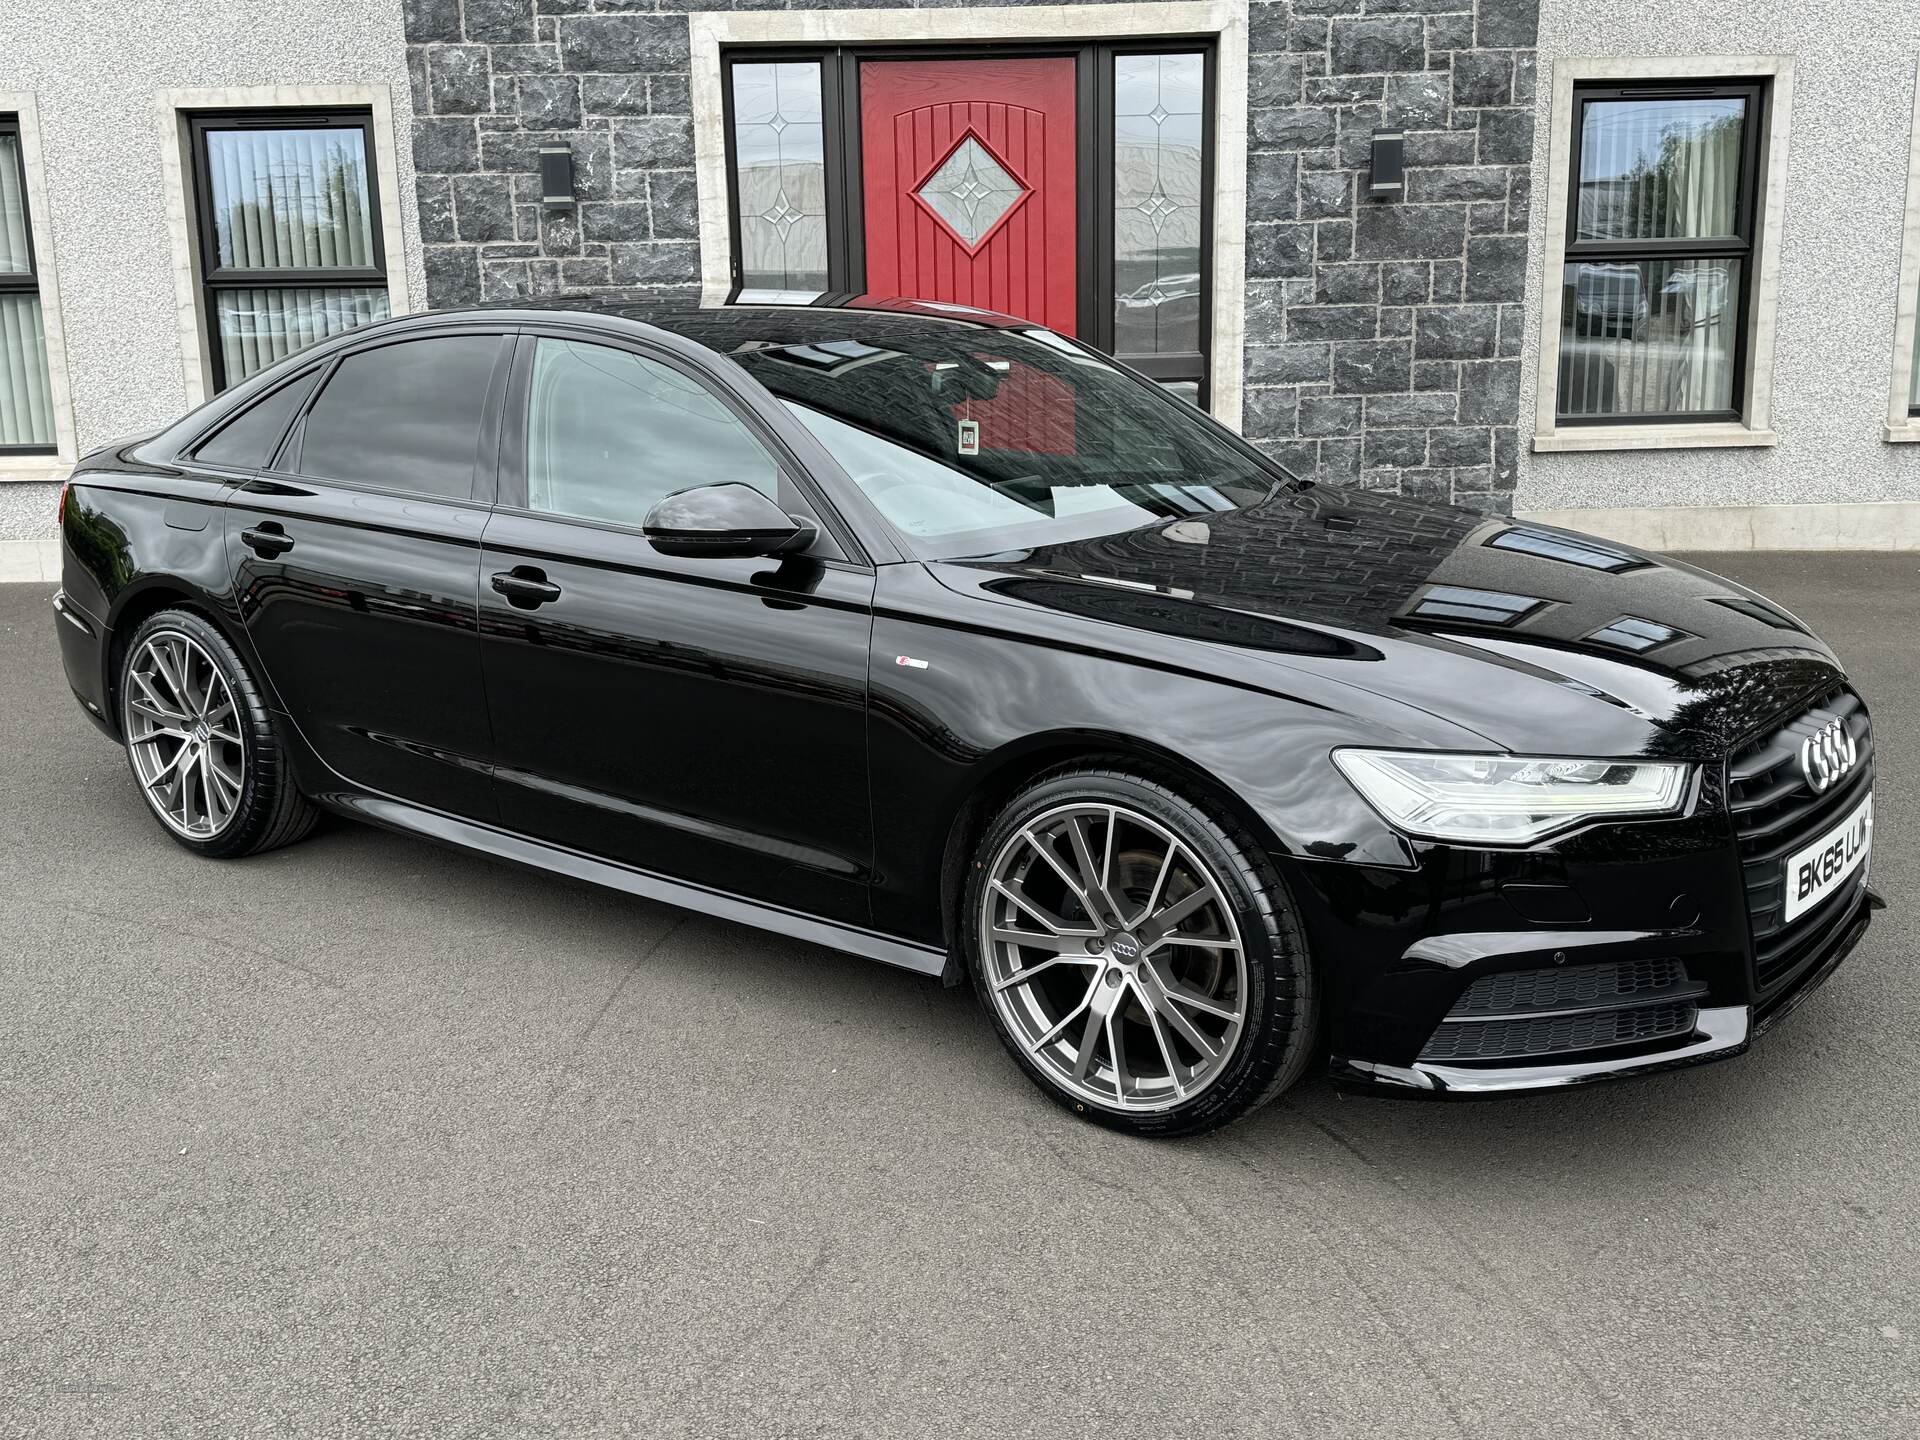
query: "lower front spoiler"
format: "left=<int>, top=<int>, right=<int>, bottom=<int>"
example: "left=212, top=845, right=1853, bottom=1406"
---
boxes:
left=1335, top=1005, right=1750, bottom=1096
left=1329, top=885, right=1880, bottom=1098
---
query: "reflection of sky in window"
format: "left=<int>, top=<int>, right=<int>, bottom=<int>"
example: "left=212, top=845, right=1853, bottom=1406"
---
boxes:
left=1487, top=526, right=1646, bottom=572
left=1409, top=586, right=1547, bottom=626
left=1586, top=616, right=1689, bottom=652
left=1579, top=99, right=1742, bottom=184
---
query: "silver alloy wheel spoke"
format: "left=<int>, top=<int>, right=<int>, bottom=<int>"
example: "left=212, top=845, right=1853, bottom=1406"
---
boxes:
left=982, top=800, right=1247, bottom=1113
left=124, top=630, right=246, bottom=841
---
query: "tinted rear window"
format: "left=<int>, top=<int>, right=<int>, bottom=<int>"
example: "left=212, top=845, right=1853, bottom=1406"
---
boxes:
left=297, top=335, right=503, bottom=499
left=193, top=368, right=321, bottom=468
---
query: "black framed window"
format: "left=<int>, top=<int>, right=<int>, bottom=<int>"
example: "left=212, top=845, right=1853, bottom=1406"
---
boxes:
left=0, top=116, right=56, bottom=455
left=719, top=42, right=1216, bottom=406
left=189, top=108, right=391, bottom=392
left=1557, top=81, right=1764, bottom=426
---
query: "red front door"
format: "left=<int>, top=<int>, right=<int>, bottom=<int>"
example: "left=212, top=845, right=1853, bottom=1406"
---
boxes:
left=859, top=57, right=1078, bottom=333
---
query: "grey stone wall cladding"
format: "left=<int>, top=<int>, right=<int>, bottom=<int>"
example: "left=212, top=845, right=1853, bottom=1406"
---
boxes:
left=404, top=0, right=1537, bottom=513
left=1244, top=0, right=1536, bottom=512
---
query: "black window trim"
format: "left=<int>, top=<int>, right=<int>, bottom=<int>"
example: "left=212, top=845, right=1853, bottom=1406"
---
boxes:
left=187, top=106, right=390, bottom=395
left=717, top=38, right=1217, bottom=409
left=0, top=112, right=56, bottom=457
left=1558, top=77, right=1768, bottom=428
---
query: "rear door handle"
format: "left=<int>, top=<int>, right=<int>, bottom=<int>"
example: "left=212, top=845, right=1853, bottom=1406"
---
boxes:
left=241, top=521, right=294, bottom=558
left=490, top=567, right=562, bottom=608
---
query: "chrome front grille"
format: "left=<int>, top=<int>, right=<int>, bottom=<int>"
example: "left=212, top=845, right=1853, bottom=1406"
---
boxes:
left=1726, top=687, right=1875, bottom=990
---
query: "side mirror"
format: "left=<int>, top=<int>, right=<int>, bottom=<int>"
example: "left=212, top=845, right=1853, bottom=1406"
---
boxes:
left=642, top=483, right=817, bottom=560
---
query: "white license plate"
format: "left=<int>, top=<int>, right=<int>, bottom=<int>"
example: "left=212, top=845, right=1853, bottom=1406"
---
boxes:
left=1783, top=791, right=1873, bottom=923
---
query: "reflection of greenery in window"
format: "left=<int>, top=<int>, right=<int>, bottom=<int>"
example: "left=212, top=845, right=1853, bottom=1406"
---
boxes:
left=527, top=339, right=778, bottom=526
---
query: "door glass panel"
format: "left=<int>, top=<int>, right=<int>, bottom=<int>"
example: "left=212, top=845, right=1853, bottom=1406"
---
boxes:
left=1558, top=259, right=1740, bottom=418
left=1576, top=97, right=1745, bottom=242
left=916, top=136, right=1025, bottom=247
left=0, top=132, right=31, bottom=273
left=215, top=286, right=390, bottom=389
left=205, top=127, right=378, bottom=268
left=297, top=334, right=502, bottom=498
left=195, top=367, right=322, bottom=467
left=525, top=337, right=780, bottom=527
left=730, top=62, right=828, bottom=291
left=1113, top=53, right=1204, bottom=357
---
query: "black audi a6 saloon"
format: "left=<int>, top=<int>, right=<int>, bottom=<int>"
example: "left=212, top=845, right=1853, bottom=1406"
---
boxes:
left=53, top=297, right=1882, bottom=1135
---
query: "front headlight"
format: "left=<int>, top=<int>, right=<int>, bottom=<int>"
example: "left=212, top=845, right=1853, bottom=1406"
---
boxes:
left=1332, top=750, right=1691, bottom=845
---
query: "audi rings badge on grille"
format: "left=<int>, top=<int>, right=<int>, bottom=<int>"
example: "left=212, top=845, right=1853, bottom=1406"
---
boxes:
left=1799, top=717, right=1858, bottom=794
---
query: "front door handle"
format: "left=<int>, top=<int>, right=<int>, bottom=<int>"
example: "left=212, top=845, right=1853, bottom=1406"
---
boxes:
left=241, top=521, right=294, bottom=558
left=490, top=567, right=562, bottom=609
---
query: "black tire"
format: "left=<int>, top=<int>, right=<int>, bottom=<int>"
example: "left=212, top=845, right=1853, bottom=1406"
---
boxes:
left=118, top=607, right=319, bottom=859
left=963, top=765, right=1317, bottom=1138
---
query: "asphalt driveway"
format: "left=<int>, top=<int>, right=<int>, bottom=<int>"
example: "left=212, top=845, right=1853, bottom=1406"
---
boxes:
left=1, top=553, right=1915, bottom=1439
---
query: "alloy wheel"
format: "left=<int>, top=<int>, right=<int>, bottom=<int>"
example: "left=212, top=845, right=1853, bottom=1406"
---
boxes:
left=124, top=630, right=246, bottom=839
left=980, top=802, right=1249, bottom=1113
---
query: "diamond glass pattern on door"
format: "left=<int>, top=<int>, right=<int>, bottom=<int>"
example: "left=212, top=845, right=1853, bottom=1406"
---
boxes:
left=914, top=135, right=1028, bottom=250
left=1113, top=54, right=1203, bottom=358
left=730, top=62, right=829, bottom=292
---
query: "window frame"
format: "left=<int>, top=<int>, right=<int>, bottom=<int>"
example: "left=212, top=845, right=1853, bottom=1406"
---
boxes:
left=1532, top=56, right=1795, bottom=455
left=1557, top=79, right=1767, bottom=429
left=1885, top=67, right=1920, bottom=443
left=716, top=39, right=1218, bottom=408
left=0, top=109, right=61, bottom=459
left=185, top=106, right=390, bottom=394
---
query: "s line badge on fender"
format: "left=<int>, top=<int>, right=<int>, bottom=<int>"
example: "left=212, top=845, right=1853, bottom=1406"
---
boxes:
left=53, top=295, right=1885, bottom=1136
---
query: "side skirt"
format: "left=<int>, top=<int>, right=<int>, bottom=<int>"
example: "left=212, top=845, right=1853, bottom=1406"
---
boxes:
left=330, top=791, right=950, bottom=978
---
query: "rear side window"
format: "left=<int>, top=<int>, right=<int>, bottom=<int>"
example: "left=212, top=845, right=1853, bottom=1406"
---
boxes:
left=193, top=368, right=322, bottom=468
left=296, top=334, right=503, bottom=499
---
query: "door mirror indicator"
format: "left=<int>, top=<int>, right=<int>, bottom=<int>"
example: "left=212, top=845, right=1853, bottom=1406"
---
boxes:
left=643, top=483, right=817, bottom=560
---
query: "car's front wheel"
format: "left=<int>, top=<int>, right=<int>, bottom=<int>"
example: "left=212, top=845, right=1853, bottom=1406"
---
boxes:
left=964, top=766, right=1317, bottom=1137
left=119, top=608, right=318, bottom=858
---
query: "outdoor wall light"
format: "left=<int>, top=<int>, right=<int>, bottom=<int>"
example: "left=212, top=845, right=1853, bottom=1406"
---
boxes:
left=540, top=143, right=576, bottom=210
left=1369, top=130, right=1405, bottom=200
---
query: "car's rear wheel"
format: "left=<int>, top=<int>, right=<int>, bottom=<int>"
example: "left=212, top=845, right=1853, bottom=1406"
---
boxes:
left=964, top=766, right=1317, bottom=1137
left=119, top=608, right=318, bottom=858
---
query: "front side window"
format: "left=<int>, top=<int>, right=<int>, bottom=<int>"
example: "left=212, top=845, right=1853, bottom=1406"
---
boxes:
left=715, top=317, right=1269, bottom=558
left=524, top=337, right=781, bottom=527
left=190, top=110, right=392, bottom=390
left=0, top=117, right=55, bottom=454
left=295, top=335, right=502, bottom=499
left=1557, top=83, right=1760, bottom=425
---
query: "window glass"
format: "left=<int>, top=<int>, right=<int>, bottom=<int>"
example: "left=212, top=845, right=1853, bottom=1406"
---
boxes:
left=1557, top=85, right=1756, bottom=424
left=195, top=368, right=321, bottom=468
left=0, top=126, right=55, bottom=452
left=1113, top=54, right=1204, bottom=359
left=730, top=63, right=828, bottom=292
left=1559, top=258, right=1741, bottom=418
left=195, top=116, right=390, bottom=389
left=720, top=318, right=1269, bottom=559
left=526, top=338, right=780, bottom=527
left=297, top=335, right=501, bottom=498
left=1576, top=98, right=1745, bottom=242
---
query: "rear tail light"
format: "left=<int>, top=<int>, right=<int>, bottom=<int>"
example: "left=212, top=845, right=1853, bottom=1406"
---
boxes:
left=57, top=479, right=70, bottom=525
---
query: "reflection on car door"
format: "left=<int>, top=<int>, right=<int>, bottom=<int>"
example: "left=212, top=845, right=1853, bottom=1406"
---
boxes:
left=227, top=328, right=511, bottom=821
left=477, top=331, right=876, bottom=924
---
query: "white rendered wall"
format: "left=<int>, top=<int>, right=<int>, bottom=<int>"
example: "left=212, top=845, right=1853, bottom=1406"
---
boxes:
left=0, top=1, right=424, bottom=552
left=1516, top=3, right=1920, bottom=545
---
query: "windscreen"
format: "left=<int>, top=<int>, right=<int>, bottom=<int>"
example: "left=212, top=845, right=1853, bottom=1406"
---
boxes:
left=719, top=321, right=1278, bottom=559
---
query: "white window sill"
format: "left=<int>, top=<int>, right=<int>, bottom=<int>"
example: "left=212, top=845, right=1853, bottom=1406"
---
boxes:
left=1884, top=419, right=1920, bottom=444
left=0, top=459, right=73, bottom=483
left=1532, top=423, right=1779, bottom=454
